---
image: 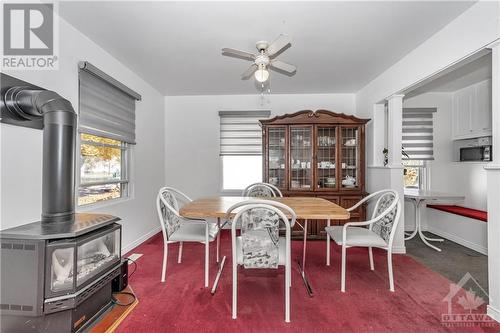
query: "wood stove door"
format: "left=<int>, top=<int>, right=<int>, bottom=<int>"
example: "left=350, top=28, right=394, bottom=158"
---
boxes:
left=45, top=224, right=121, bottom=299
left=45, top=242, right=76, bottom=298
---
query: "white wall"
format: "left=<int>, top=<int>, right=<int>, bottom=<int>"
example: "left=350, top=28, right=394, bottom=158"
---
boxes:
left=164, top=93, right=356, bottom=198
left=0, top=15, right=165, bottom=252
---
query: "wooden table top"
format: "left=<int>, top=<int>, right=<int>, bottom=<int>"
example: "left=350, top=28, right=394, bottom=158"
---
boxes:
left=180, top=196, right=350, bottom=220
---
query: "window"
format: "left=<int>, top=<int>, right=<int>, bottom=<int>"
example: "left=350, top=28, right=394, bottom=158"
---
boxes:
left=402, top=108, right=435, bottom=161
left=402, top=108, right=435, bottom=189
left=403, top=160, right=424, bottom=189
left=219, top=110, right=270, bottom=191
left=222, top=156, right=262, bottom=190
left=78, top=61, right=140, bottom=205
left=78, top=134, right=129, bottom=205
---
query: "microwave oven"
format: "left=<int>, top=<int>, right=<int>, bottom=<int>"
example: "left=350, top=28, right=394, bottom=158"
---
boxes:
left=460, top=145, right=492, bottom=162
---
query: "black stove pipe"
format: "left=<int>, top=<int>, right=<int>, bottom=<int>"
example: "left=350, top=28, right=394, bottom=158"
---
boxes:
left=4, top=87, right=77, bottom=223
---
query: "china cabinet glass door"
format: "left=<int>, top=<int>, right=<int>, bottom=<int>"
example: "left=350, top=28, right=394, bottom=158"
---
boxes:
left=290, top=126, right=312, bottom=190
left=341, top=127, right=360, bottom=189
left=316, top=126, right=337, bottom=190
left=267, top=127, right=286, bottom=189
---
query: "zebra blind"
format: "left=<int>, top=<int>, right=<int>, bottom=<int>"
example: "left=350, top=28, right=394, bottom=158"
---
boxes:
left=402, top=108, right=436, bottom=160
left=79, top=61, right=141, bottom=144
left=219, top=110, right=271, bottom=156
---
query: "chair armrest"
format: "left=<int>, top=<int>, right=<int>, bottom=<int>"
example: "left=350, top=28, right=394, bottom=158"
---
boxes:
left=343, top=220, right=375, bottom=228
left=342, top=206, right=391, bottom=244
left=346, top=189, right=395, bottom=212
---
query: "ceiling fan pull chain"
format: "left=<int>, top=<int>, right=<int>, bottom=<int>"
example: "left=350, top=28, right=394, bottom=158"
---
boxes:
left=260, top=84, right=265, bottom=106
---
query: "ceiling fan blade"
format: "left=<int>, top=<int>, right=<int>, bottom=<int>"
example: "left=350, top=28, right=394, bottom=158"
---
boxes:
left=241, top=64, right=258, bottom=80
left=222, top=48, right=256, bottom=61
left=266, top=34, right=291, bottom=57
left=270, top=60, right=297, bottom=75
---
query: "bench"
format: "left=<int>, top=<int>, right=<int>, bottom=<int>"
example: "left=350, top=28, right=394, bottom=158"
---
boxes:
left=427, top=205, right=487, bottom=222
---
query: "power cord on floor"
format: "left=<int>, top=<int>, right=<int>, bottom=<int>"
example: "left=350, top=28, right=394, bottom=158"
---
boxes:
left=125, top=257, right=138, bottom=278
left=111, top=257, right=138, bottom=306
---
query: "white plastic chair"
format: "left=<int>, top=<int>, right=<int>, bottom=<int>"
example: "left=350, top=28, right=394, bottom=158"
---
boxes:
left=227, top=199, right=295, bottom=322
left=325, top=189, right=401, bottom=292
left=156, top=187, right=221, bottom=287
left=242, top=182, right=283, bottom=197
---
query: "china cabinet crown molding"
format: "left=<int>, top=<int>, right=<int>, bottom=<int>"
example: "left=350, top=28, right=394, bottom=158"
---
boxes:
left=260, top=109, right=370, bottom=126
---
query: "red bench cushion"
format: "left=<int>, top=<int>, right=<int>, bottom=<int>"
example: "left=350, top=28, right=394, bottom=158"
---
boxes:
left=427, top=205, right=487, bottom=222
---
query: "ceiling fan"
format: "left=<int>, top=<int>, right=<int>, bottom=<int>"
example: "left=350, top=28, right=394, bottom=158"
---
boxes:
left=222, top=34, right=297, bottom=83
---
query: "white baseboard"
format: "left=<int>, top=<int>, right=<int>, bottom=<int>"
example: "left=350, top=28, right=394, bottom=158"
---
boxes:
left=424, top=226, right=487, bottom=255
left=487, top=305, right=500, bottom=323
left=122, top=226, right=161, bottom=254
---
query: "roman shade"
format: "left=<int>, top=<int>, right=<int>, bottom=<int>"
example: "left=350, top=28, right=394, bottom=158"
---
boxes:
left=78, top=61, right=141, bottom=144
left=219, top=110, right=271, bottom=156
left=402, top=108, right=436, bottom=161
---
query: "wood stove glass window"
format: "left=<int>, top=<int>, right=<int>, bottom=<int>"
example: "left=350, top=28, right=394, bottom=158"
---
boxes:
left=76, top=228, right=121, bottom=287
left=78, top=133, right=129, bottom=205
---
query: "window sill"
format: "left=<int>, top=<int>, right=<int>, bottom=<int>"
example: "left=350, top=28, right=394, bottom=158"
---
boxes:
left=77, top=196, right=132, bottom=212
left=220, top=189, right=243, bottom=196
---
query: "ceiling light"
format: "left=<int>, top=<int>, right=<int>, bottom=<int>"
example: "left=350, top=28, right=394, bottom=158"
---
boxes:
left=254, top=65, right=269, bottom=83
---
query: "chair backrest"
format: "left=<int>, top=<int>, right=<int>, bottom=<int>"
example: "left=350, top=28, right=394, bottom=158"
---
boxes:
left=368, top=190, right=401, bottom=246
left=227, top=200, right=295, bottom=269
left=242, top=182, right=283, bottom=197
left=156, top=187, right=193, bottom=241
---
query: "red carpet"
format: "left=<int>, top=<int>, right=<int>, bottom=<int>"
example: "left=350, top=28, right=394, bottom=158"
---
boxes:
left=117, top=232, right=498, bottom=332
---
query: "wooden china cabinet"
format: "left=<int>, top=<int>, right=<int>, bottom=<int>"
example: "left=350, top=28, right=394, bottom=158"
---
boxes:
left=260, top=110, right=370, bottom=239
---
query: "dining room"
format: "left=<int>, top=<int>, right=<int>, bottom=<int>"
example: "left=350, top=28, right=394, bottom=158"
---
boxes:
left=1, top=1, right=500, bottom=332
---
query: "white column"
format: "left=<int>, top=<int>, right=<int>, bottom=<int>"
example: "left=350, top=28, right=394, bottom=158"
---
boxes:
left=387, top=95, right=404, bottom=167
left=372, top=103, right=386, bottom=166
left=386, top=94, right=405, bottom=253
left=486, top=43, right=500, bottom=323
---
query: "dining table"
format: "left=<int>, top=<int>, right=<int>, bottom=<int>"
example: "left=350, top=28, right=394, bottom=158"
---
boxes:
left=180, top=196, right=350, bottom=296
left=404, top=189, right=465, bottom=252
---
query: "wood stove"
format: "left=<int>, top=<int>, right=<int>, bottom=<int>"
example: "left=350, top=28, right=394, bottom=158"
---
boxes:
left=0, top=74, right=123, bottom=332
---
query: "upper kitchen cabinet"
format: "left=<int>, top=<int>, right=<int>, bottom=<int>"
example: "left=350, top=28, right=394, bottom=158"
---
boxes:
left=452, top=79, right=492, bottom=140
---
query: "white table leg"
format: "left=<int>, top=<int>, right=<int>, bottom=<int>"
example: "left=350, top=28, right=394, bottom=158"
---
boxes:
left=407, top=198, right=444, bottom=251
left=298, top=219, right=314, bottom=297
left=216, top=218, right=221, bottom=263
left=404, top=198, right=419, bottom=240
left=210, top=256, right=226, bottom=295
left=211, top=217, right=225, bottom=294
left=421, top=233, right=445, bottom=242
left=326, top=219, right=331, bottom=266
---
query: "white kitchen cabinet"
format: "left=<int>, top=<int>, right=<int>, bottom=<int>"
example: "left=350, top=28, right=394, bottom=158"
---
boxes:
left=452, top=79, right=492, bottom=140
left=473, top=79, right=492, bottom=133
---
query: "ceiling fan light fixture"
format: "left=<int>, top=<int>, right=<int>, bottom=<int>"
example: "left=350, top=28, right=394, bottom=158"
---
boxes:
left=254, top=65, right=269, bottom=83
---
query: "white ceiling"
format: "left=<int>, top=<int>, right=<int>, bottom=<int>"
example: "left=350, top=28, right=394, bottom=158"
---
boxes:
left=59, top=1, right=475, bottom=96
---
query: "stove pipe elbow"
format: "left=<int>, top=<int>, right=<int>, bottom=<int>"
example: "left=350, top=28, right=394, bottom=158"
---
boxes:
left=4, top=87, right=77, bottom=223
